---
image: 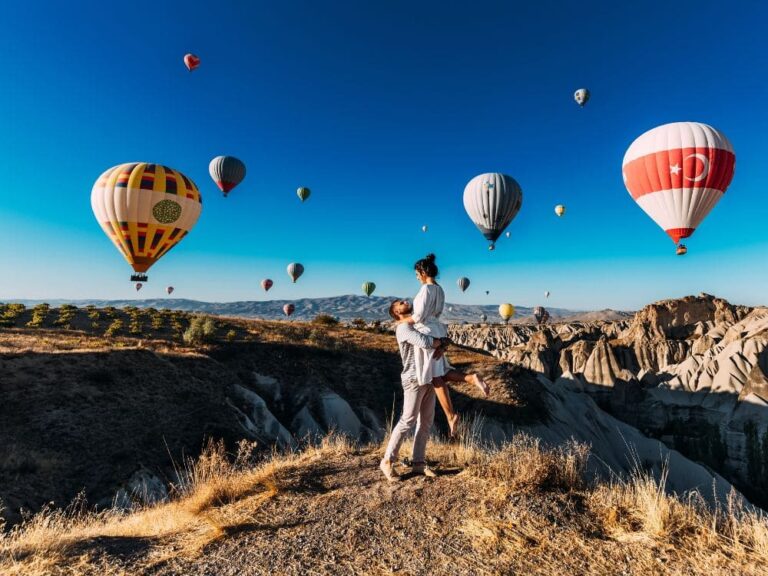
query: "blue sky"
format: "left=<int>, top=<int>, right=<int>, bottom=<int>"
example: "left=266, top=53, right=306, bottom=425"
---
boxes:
left=0, top=0, right=766, bottom=309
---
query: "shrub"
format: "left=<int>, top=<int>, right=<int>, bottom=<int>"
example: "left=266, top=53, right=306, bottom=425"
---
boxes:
left=183, top=315, right=216, bottom=346
left=26, top=304, right=50, bottom=328
left=225, top=329, right=237, bottom=342
left=350, top=318, right=367, bottom=330
left=312, top=314, right=338, bottom=326
left=105, top=319, right=123, bottom=337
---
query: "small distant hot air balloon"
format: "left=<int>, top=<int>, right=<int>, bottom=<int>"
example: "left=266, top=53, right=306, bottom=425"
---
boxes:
left=505, top=231, right=511, bottom=238
left=91, top=163, right=202, bottom=282
left=676, top=244, right=688, bottom=256
left=544, top=291, right=550, bottom=299
left=555, top=205, right=566, bottom=217
left=422, top=225, right=428, bottom=233
left=457, top=277, right=470, bottom=292
left=533, top=306, right=550, bottom=326
left=297, top=187, right=311, bottom=202
left=480, top=313, right=488, bottom=323
left=448, top=306, right=454, bottom=312
left=283, top=303, right=295, bottom=317
left=485, top=290, right=490, bottom=296
left=362, top=282, right=376, bottom=297
left=166, top=286, right=174, bottom=295
left=209, top=156, right=245, bottom=196
left=464, top=173, right=523, bottom=250
left=499, top=303, right=514, bottom=323
left=183, top=53, right=200, bottom=71
left=261, top=278, right=273, bottom=291
left=622, top=122, right=735, bottom=255
left=287, top=263, right=304, bottom=283
left=135, top=283, right=143, bottom=292
left=574, top=88, right=590, bottom=107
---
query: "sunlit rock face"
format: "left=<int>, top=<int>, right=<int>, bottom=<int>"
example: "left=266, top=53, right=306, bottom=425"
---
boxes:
left=449, top=295, right=768, bottom=506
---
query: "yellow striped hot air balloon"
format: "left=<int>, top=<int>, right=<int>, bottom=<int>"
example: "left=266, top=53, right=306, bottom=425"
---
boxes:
left=91, top=163, right=202, bottom=281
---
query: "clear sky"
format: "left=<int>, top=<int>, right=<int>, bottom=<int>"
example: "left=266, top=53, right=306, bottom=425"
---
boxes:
left=0, top=0, right=766, bottom=310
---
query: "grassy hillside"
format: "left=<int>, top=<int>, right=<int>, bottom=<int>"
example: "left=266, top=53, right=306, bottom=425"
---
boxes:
left=2, top=434, right=766, bottom=576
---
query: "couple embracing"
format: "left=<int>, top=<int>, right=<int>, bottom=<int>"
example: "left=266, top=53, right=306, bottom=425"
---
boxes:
left=380, top=253, right=489, bottom=481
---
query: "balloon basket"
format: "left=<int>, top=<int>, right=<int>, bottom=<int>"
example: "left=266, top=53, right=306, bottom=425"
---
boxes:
left=131, top=274, right=148, bottom=282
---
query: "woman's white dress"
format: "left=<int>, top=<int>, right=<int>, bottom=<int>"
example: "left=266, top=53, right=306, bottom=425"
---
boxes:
left=412, top=283, right=451, bottom=385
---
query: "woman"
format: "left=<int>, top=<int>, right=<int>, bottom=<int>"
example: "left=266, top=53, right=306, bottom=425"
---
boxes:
left=409, top=253, right=489, bottom=437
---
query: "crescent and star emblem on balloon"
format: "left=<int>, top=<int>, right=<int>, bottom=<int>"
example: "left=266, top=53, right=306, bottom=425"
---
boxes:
left=684, top=153, right=710, bottom=182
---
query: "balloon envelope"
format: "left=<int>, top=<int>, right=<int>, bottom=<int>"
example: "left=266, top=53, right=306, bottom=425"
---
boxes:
left=261, top=279, right=273, bottom=291
left=422, top=225, right=428, bottom=232
left=457, top=277, right=470, bottom=292
left=287, top=263, right=304, bottom=283
left=622, top=122, right=735, bottom=245
left=480, top=314, right=487, bottom=322
left=135, top=283, right=143, bottom=291
left=544, top=291, right=550, bottom=298
left=91, top=163, right=202, bottom=277
left=555, top=204, right=566, bottom=217
left=166, top=286, right=174, bottom=295
left=574, top=88, right=590, bottom=107
left=297, top=187, right=311, bottom=202
left=463, top=173, right=523, bottom=246
left=283, top=303, right=295, bottom=316
left=183, top=54, right=200, bottom=71
left=209, top=156, right=245, bottom=196
left=362, top=281, right=376, bottom=296
left=533, top=305, right=549, bottom=325
left=499, top=303, right=514, bottom=321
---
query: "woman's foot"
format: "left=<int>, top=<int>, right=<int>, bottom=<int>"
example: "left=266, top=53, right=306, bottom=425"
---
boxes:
left=470, top=374, right=489, bottom=397
left=448, top=413, right=460, bottom=438
left=411, top=462, right=438, bottom=477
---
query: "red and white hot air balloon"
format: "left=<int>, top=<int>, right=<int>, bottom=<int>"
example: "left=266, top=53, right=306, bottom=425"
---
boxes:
left=183, top=53, right=200, bottom=71
left=622, top=122, right=735, bottom=252
left=283, top=303, right=295, bottom=317
left=261, top=278, right=273, bottom=292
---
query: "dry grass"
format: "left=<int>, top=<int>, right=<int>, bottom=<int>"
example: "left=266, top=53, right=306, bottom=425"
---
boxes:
left=2, top=431, right=767, bottom=576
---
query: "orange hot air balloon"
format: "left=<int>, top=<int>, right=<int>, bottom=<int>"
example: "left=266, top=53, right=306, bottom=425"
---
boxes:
left=91, top=163, right=203, bottom=282
left=261, top=279, right=273, bottom=291
left=184, top=53, right=200, bottom=71
left=622, top=122, right=735, bottom=252
left=283, top=303, right=295, bottom=317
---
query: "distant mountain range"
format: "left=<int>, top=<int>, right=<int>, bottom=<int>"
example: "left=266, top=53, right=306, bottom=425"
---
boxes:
left=4, top=295, right=633, bottom=324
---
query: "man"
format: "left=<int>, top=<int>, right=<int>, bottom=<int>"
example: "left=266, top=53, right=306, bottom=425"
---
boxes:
left=380, top=299, right=447, bottom=481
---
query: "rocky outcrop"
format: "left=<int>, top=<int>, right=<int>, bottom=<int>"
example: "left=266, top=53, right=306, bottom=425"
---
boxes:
left=449, top=295, right=768, bottom=507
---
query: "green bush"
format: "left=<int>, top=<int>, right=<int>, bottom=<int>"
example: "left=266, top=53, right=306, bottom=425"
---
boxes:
left=312, top=314, right=339, bottom=326
left=183, top=315, right=216, bottom=346
left=105, top=319, right=123, bottom=337
left=27, top=304, right=50, bottom=328
left=225, top=329, right=237, bottom=342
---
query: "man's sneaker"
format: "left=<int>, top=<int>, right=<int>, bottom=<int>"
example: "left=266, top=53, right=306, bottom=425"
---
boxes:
left=380, top=458, right=401, bottom=482
left=411, top=462, right=438, bottom=478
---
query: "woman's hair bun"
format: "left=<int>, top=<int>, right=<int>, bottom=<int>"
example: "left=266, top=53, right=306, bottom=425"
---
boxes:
left=425, top=253, right=436, bottom=263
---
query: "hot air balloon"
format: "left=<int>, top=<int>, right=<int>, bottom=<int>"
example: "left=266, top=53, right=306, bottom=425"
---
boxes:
left=622, top=122, right=735, bottom=254
left=485, top=290, right=490, bottom=296
left=209, top=156, right=245, bottom=196
left=91, top=163, right=202, bottom=282
left=457, top=277, right=470, bottom=292
left=287, top=263, right=304, bottom=283
left=505, top=231, right=511, bottom=238
left=422, top=225, right=428, bottom=233
left=574, top=88, right=590, bottom=107
left=448, top=306, right=454, bottom=312
left=533, top=306, right=550, bottom=326
left=499, top=303, right=514, bottom=323
left=463, top=173, right=523, bottom=249
left=283, top=303, right=295, bottom=317
left=297, top=187, right=311, bottom=202
left=555, top=204, right=566, bottom=217
left=362, top=282, right=376, bottom=297
left=261, top=279, right=273, bottom=292
left=135, top=283, right=143, bottom=292
left=676, top=244, right=688, bottom=256
left=166, top=286, right=174, bottom=295
left=544, top=291, right=550, bottom=299
left=480, top=313, right=487, bottom=323
left=183, top=54, right=200, bottom=71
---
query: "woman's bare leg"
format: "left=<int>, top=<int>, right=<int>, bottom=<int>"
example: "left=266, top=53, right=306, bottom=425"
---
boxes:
left=444, top=369, right=489, bottom=396
left=432, top=376, right=459, bottom=437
